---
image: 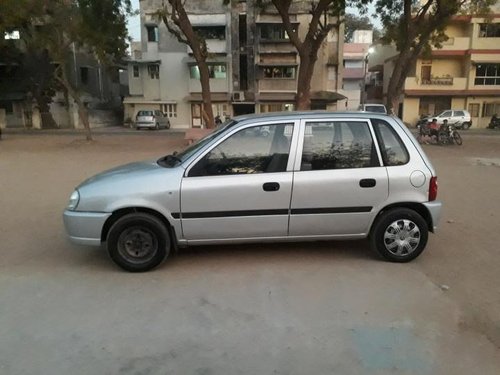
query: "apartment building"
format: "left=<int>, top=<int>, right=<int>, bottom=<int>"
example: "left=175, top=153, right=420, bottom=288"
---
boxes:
left=341, top=30, right=373, bottom=110
left=383, top=5, right=500, bottom=127
left=0, top=31, right=124, bottom=129
left=124, top=0, right=344, bottom=128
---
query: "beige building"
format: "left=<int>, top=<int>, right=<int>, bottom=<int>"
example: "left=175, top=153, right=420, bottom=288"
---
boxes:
left=124, top=0, right=344, bottom=128
left=383, top=8, right=500, bottom=128
left=341, top=31, right=374, bottom=110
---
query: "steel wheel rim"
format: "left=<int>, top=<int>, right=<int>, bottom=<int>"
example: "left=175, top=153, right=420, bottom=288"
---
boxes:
left=117, top=227, right=158, bottom=264
left=383, top=219, right=421, bottom=256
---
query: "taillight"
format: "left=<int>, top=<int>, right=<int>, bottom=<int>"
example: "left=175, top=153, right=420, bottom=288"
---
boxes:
left=429, top=176, right=438, bottom=201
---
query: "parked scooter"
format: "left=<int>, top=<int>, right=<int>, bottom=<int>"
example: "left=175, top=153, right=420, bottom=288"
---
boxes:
left=488, top=114, right=500, bottom=129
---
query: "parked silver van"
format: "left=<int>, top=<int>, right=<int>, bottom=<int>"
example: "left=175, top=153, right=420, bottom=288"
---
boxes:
left=64, top=112, right=441, bottom=272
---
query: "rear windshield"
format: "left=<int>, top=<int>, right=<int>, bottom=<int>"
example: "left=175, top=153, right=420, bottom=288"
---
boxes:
left=137, top=111, right=154, bottom=116
left=365, top=105, right=386, bottom=113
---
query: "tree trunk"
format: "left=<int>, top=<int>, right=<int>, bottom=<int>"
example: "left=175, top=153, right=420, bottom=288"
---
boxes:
left=164, top=0, right=215, bottom=129
left=296, top=52, right=317, bottom=110
left=33, top=93, right=58, bottom=129
left=58, top=70, right=93, bottom=141
left=385, top=50, right=414, bottom=115
left=198, top=61, right=215, bottom=129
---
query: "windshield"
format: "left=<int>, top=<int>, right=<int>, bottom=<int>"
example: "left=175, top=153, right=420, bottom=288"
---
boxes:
left=365, top=105, right=386, bottom=113
left=157, top=120, right=239, bottom=167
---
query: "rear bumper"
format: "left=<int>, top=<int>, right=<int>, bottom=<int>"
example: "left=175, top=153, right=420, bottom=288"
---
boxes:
left=423, top=201, right=442, bottom=232
left=136, top=122, right=156, bottom=128
left=63, top=210, right=111, bottom=246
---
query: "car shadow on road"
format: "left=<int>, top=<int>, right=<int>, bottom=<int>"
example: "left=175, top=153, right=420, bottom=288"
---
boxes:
left=72, top=240, right=378, bottom=273
left=168, top=240, right=378, bottom=270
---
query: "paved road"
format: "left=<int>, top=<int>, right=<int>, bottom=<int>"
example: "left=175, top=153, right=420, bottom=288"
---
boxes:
left=1, top=132, right=499, bottom=374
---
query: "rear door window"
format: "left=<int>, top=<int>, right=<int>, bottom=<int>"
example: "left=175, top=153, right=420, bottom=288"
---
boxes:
left=455, top=111, right=465, bottom=117
left=371, top=119, right=409, bottom=166
left=300, top=121, right=379, bottom=171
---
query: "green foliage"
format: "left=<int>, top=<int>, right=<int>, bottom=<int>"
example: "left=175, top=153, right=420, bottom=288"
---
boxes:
left=376, top=0, right=495, bottom=52
left=344, top=12, right=382, bottom=42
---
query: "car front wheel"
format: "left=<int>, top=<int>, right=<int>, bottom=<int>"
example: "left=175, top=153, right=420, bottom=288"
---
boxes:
left=107, top=213, right=170, bottom=272
left=370, top=208, right=428, bottom=262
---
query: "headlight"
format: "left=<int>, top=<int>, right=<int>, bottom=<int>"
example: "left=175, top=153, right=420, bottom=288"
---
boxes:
left=67, top=190, right=80, bottom=211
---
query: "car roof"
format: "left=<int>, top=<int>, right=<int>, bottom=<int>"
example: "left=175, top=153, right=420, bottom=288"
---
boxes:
left=233, top=110, right=395, bottom=123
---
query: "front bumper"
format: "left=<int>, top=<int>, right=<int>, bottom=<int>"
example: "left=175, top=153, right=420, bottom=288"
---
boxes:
left=423, top=201, right=442, bottom=232
left=63, top=210, right=112, bottom=246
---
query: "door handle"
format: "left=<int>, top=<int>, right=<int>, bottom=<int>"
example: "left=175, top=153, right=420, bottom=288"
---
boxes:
left=359, top=179, right=376, bottom=188
left=263, top=182, right=280, bottom=192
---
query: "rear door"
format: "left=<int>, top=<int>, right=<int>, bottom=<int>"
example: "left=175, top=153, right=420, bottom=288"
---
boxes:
left=289, top=119, right=389, bottom=237
left=453, top=110, right=466, bottom=125
left=180, top=121, right=298, bottom=241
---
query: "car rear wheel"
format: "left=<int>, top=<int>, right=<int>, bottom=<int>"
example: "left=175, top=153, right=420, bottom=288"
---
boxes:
left=462, top=122, right=470, bottom=130
left=107, top=213, right=170, bottom=272
left=370, top=208, right=428, bottom=262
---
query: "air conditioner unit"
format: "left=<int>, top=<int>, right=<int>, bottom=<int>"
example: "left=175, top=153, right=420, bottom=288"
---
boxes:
left=232, top=91, right=245, bottom=102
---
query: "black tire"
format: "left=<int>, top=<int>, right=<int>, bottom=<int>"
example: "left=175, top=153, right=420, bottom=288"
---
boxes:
left=437, top=131, right=448, bottom=145
left=107, top=213, right=170, bottom=272
left=370, top=208, right=429, bottom=262
left=453, top=131, right=462, bottom=145
left=462, top=122, right=470, bottom=130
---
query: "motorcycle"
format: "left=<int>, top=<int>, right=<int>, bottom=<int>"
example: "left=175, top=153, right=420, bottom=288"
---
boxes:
left=488, top=114, right=500, bottom=129
left=438, top=123, right=462, bottom=145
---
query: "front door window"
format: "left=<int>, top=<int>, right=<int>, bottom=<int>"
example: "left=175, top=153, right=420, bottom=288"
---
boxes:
left=188, top=123, right=293, bottom=176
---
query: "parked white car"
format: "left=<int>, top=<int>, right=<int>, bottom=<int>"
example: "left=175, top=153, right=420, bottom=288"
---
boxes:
left=416, top=110, right=472, bottom=129
left=135, top=110, right=171, bottom=130
left=359, top=104, right=387, bottom=114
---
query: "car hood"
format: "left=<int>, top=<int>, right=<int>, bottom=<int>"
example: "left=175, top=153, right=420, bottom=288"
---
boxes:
left=74, top=159, right=185, bottom=213
left=79, top=160, right=162, bottom=188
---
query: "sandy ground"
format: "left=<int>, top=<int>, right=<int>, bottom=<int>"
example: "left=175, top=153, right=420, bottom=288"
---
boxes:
left=1, top=130, right=500, bottom=374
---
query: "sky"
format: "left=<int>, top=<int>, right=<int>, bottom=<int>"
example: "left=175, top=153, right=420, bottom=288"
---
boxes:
left=127, top=0, right=141, bottom=42
left=126, top=0, right=381, bottom=42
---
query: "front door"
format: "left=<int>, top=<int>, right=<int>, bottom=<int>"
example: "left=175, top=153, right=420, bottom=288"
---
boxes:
left=289, top=119, right=389, bottom=237
left=180, top=121, right=297, bottom=241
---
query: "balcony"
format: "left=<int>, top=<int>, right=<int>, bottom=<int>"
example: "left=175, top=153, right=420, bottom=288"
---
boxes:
left=258, top=42, right=297, bottom=54
left=405, top=76, right=467, bottom=91
left=439, top=37, right=470, bottom=51
left=187, top=39, right=227, bottom=54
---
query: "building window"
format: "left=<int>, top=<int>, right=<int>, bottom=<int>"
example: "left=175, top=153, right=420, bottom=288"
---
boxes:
left=162, top=104, right=177, bottom=118
left=192, top=26, right=225, bottom=40
left=474, top=63, right=500, bottom=85
left=146, top=25, right=159, bottom=42
left=189, top=64, right=227, bottom=79
left=80, top=67, right=89, bottom=84
left=0, top=101, right=14, bottom=114
left=260, top=103, right=295, bottom=113
left=468, top=103, right=480, bottom=117
left=133, top=65, right=139, bottom=78
left=483, top=102, right=500, bottom=117
left=479, top=23, right=500, bottom=38
left=260, top=24, right=296, bottom=40
left=263, top=66, right=296, bottom=79
left=148, top=64, right=159, bottom=79
left=4, top=30, right=20, bottom=40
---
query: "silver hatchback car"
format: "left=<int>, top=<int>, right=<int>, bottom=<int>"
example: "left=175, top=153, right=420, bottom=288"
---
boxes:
left=63, top=112, right=441, bottom=272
